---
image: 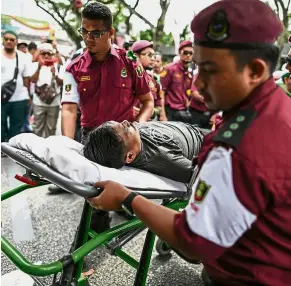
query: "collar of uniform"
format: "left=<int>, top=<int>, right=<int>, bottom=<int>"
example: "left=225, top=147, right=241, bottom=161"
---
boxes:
left=83, top=45, right=120, bottom=68
left=223, top=77, right=278, bottom=120
left=177, top=60, right=185, bottom=71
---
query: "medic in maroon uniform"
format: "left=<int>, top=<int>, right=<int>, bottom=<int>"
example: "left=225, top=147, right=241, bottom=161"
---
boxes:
left=131, top=40, right=167, bottom=121
left=61, top=2, right=154, bottom=144
left=160, top=40, right=194, bottom=123
left=87, top=1, right=291, bottom=285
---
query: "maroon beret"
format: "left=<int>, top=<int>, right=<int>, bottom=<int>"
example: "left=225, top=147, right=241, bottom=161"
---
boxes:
left=191, top=0, right=283, bottom=49
left=179, top=40, right=193, bottom=51
left=131, top=40, right=153, bottom=53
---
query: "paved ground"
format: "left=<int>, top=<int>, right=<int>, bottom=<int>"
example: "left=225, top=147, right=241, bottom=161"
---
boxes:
left=1, top=115, right=204, bottom=285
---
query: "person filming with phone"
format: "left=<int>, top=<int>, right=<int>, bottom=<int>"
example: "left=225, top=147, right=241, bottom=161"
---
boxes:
left=30, top=43, right=64, bottom=138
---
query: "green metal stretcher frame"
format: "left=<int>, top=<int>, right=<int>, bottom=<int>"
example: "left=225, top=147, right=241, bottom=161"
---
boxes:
left=1, top=143, right=190, bottom=286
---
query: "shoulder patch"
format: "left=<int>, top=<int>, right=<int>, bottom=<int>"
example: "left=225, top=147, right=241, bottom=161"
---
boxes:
left=126, top=50, right=137, bottom=62
left=160, top=69, right=167, bottom=78
left=213, top=109, right=256, bottom=147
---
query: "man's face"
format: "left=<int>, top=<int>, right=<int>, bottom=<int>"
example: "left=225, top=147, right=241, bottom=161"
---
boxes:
left=3, top=33, right=17, bottom=51
left=179, top=47, right=194, bottom=65
left=138, top=47, right=156, bottom=69
left=154, top=55, right=163, bottom=71
left=286, top=48, right=291, bottom=72
left=18, top=44, right=27, bottom=53
left=39, top=49, right=53, bottom=61
left=193, top=46, right=252, bottom=111
left=80, top=18, right=113, bottom=54
left=108, top=121, right=139, bottom=148
left=284, top=74, right=291, bottom=92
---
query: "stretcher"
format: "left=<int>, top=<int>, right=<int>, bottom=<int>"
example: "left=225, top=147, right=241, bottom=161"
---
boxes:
left=1, top=134, right=197, bottom=286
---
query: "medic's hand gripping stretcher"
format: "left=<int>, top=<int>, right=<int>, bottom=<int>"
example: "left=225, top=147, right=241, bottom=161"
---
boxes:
left=1, top=134, right=198, bottom=286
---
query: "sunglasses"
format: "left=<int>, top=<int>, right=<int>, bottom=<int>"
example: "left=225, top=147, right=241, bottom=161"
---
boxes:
left=182, top=51, right=193, bottom=56
left=40, top=51, right=53, bottom=56
left=286, top=56, right=291, bottom=64
left=4, top=37, right=16, bottom=42
left=78, top=27, right=108, bottom=39
left=140, top=52, right=156, bottom=58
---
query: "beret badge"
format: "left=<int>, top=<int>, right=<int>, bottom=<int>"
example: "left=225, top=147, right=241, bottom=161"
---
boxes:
left=206, top=10, right=229, bottom=42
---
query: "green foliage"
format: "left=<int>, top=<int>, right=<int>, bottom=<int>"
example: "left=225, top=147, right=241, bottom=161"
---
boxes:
left=139, top=29, right=174, bottom=47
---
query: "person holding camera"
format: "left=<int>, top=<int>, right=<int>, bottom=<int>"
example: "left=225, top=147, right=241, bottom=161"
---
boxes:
left=1, top=30, right=31, bottom=144
left=30, top=43, right=64, bottom=138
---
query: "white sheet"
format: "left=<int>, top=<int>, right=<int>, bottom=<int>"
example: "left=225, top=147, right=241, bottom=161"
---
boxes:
left=8, top=134, right=187, bottom=192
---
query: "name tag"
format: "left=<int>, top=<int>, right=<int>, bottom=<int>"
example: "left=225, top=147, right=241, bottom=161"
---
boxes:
left=79, top=76, right=91, bottom=81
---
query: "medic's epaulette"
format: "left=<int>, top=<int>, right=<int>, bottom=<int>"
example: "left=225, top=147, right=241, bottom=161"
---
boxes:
left=126, top=50, right=137, bottom=62
left=213, top=109, right=256, bottom=147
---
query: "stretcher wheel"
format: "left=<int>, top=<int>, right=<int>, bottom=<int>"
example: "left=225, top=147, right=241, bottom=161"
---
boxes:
left=156, top=239, right=172, bottom=256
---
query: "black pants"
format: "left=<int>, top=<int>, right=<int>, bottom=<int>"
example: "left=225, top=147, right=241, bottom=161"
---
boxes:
left=190, top=108, right=213, bottom=129
left=165, top=105, right=191, bottom=123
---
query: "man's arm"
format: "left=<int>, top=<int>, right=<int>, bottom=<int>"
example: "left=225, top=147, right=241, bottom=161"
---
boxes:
left=61, top=71, right=80, bottom=138
left=88, top=181, right=199, bottom=261
left=61, top=103, right=78, bottom=139
left=23, top=77, right=30, bottom=94
left=136, top=92, right=154, bottom=122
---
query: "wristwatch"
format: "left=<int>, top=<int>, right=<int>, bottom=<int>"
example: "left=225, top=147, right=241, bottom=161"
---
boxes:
left=121, top=192, right=139, bottom=216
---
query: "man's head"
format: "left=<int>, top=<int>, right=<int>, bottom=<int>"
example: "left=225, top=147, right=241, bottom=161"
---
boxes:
left=80, top=2, right=114, bottom=55
left=83, top=120, right=141, bottom=168
left=132, top=40, right=155, bottom=70
left=282, top=72, right=291, bottom=93
left=2, top=30, right=18, bottom=53
left=154, top=52, right=163, bottom=73
left=38, top=43, right=55, bottom=63
left=191, top=0, right=282, bottom=111
left=28, top=42, right=37, bottom=55
left=17, top=42, right=28, bottom=53
left=179, top=40, right=194, bottom=66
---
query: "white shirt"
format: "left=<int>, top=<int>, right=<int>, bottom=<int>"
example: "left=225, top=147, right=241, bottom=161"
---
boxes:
left=31, top=62, right=64, bottom=107
left=1, top=50, right=30, bottom=102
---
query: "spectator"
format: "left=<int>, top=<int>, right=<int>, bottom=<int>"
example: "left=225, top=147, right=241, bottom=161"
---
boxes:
left=30, top=43, right=63, bottom=138
left=27, top=42, right=37, bottom=62
left=1, top=30, right=31, bottom=143
left=17, top=42, right=28, bottom=54
left=153, top=52, right=164, bottom=75
left=280, top=72, right=291, bottom=97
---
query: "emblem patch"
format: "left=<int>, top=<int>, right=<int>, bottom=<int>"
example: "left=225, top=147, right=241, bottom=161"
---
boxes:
left=136, top=65, right=144, bottom=77
left=80, top=76, right=91, bottom=81
left=194, top=179, right=211, bottom=203
left=149, top=80, right=155, bottom=89
left=174, top=72, right=183, bottom=79
left=160, top=69, right=167, bottom=78
left=65, top=84, right=71, bottom=92
left=121, top=67, right=128, bottom=77
left=206, top=10, right=229, bottom=42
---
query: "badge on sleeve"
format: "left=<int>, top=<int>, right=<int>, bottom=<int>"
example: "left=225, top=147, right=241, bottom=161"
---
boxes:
left=121, top=67, right=128, bottom=78
left=160, top=69, right=167, bottom=78
left=136, top=65, right=144, bottom=78
left=194, top=179, right=211, bottom=203
left=65, top=84, right=72, bottom=92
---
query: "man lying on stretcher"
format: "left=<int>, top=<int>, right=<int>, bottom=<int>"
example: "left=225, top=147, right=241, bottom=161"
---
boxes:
left=83, top=120, right=208, bottom=183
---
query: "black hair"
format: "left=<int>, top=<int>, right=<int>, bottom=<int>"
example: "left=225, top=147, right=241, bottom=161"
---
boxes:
left=83, top=123, right=127, bottom=169
left=230, top=45, right=280, bottom=74
left=82, top=2, right=112, bottom=30
left=28, top=42, right=37, bottom=51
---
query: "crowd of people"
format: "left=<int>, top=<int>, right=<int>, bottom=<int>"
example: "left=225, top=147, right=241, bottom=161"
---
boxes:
left=2, top=0, right=291, bottom=285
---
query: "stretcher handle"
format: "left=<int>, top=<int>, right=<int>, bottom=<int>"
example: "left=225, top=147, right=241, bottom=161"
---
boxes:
left=1, top=143, right=101, bottom=198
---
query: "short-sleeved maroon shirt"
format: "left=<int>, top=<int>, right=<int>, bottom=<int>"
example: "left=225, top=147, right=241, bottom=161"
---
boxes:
left=160, top=61, right=192, bottom=110
left=174, top=78, right=291, bottom=285
left=189, top=78, right=209, bottom=112
left=65, top=47, right=150, bottom=128
left=145, top=71, right=162, bottom=107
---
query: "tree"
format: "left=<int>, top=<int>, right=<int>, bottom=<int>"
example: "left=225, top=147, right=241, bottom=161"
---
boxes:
left=267, top=0, right=291, bottom=51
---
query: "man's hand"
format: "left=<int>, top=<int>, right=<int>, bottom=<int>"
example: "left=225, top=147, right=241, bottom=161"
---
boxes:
left=133, top=106, right=140, bottom=119
left=87, top=181, right=132, bottom=211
